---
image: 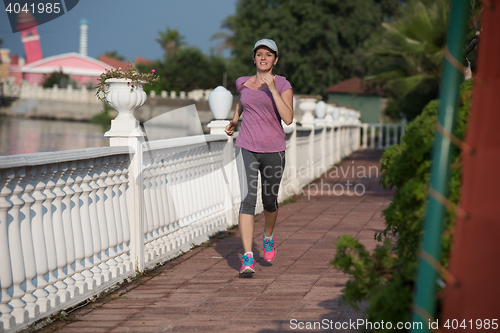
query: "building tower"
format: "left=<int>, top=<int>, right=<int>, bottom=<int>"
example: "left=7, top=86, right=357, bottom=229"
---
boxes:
left=17, top=11, right=43, bottom=64
left=79, top=18, right=88, bottom=57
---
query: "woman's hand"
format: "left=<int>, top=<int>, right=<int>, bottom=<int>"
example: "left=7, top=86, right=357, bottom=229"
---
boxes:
left=261, top=74, right=277, bottom=93
left=225, top=120, right=237, bottom=136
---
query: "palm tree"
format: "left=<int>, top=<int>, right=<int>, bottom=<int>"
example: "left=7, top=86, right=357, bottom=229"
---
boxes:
left=210, top=16, right=236, bottom=55
left=367, top=0, right=449, bottom=97
left=156, top=27, right=186, bottom=59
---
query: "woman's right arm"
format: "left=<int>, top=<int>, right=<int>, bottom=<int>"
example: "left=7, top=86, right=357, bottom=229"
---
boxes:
left=225, top=98, right=242, bottom=136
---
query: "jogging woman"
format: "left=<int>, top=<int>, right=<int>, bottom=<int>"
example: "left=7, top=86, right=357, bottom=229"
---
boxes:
left=225, top=39, right=293, bottom=275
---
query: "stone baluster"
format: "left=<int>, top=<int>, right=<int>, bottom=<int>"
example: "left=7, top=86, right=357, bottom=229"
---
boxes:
left=102, top=156, right=119, bottom=278
left=110, top=156, right=125, bottom=275
left=151, top=156, right=167, bottom=255
left=118, top=161, right=132, bottom=272
left=186, top=152, right=201, bottom=239
left=60, top=165, right=80, bottom=298
left=385, top=124, right=390, bottom=148
left=181, top=154, right=195, bottom=241
left=162, top=154, right=178, bottom=251
left=78, top=159, right=97, bottom=289
left=207, top=151, right=218, bottom=218
left=6, top=169, right=29, bottom=325
left=336, top=126, right=342, bottom=163
left=197, top=150, right=209, bottom=220
left=203, top=147, right=214, bottom=217
left=177, top=154, right=190, bottom=245
left=0, top=171, right=15, bottom=329
left=191, top=150, right=205, bottom=238
left=87, top=159, right=105, bottom=285
left=202, top=147, right=213, bottom=219
left=156, top=156, right=170, bottom=251
left=148, top=158, right=163, bottom=256
left=362, top=124, right=368, bottom=149
left=41, top=167, right=61, bottom=307
left=50, top=164, right=71, bottom=302
left=142, top=157, right=156, bottom=261
left=18, top=168, right=40, bottom=318
left=206, top=149, right=217, bottom=216
left=176, top=157, right=189, bottom=229
left=192, top=148, right=204, bottom=221
left=171, top=153, right=184, bottom=247
left=377, top=125, right=383, bottom=149
left=94, top=157, right=112, bottom=282
left=369, top=125, right=375, bottom=149
left=68, top=160, right=89, bottom=294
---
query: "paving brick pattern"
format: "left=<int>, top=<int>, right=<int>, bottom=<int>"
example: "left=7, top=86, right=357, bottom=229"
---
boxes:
left=38, top=150, right=392, bottom=333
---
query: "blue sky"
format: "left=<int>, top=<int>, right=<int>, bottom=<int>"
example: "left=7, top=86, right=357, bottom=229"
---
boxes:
left=0, top=0, right=237, bottom=61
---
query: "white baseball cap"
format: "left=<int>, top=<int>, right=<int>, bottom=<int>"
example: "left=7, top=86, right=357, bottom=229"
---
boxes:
left=253, top=39, right=278, bottom=56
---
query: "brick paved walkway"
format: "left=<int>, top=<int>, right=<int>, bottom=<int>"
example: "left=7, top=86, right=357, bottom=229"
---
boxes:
left=38, top=150, right=392, bottom=333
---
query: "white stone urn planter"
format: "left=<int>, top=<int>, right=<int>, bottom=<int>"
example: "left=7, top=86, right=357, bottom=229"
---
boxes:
left=104, top=78, right=147, bottom=137
left=315, top=100, right=326, bottom=119
left=299, top=98, right=317, bottom=125
left=208, top=86, right=233, bottom=120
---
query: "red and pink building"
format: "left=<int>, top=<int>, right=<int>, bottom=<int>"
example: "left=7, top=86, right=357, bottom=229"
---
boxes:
left=6, top=13, right=150, bottom=87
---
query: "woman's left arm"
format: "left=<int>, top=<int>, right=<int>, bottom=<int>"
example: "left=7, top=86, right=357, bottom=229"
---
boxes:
left=262, top=75, right=294, bottom=125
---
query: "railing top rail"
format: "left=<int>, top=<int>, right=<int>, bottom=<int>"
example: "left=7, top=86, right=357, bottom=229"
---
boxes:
left=0, top=146, right=130, bottom=170
left=143, top=134, right=228, bottom=152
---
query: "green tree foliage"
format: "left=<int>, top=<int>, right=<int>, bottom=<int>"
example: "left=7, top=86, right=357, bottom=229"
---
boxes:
left=0, top=38, right=3, bottom=48
left=331, top=79, right=473, bottom=330
left=156, top=27, right=186, bottom=60
left=226, top=0, right=401, bottom=95
left=104, top=50, right=125, bottom=61
left=366, top=0, right=481, bottom=121
left=366, top=0, right=449, bottom=120
left=41, top=70, right=78, bottom=88
left=138, top=47, right=227, bottom=94
left=211, top=16, right=236, bottom=55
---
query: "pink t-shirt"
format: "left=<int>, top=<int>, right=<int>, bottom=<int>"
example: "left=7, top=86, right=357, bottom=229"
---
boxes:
left=235, top=75, right=293, bottom=153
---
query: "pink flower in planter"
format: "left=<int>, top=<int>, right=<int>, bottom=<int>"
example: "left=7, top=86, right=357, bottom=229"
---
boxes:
left=151, top=69, right=156, bottom=73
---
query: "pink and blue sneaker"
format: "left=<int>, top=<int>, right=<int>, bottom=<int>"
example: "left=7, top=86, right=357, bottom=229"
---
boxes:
left=240, top=253, right=255, bottom=275
left=263, top=232, right=276, bottom=262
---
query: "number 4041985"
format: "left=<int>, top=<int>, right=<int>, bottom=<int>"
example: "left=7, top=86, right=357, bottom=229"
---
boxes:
left=443, top=319, right=498, bottom=330
left=5, top=2, right=61, bottom=14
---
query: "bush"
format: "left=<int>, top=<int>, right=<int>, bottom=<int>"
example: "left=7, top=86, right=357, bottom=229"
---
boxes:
left=41, top=70, right=78, bottom=88
left=331, top=79, right=473, bottom=331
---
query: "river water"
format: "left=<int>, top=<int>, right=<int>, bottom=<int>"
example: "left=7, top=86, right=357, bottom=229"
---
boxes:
left=0, top=116, right=110, bottom=156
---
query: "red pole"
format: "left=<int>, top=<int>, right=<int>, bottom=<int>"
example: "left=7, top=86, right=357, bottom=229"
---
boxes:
left=442, top=1, right=500, bottom=329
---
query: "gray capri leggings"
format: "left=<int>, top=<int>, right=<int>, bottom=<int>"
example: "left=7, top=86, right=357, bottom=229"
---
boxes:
left=236, top=146, right=286, bottom=215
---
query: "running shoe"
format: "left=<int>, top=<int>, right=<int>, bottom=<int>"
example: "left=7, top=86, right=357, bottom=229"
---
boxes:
left=240, top=254, right=255, bottom=274
left=263, top=231, right=276, bottom=262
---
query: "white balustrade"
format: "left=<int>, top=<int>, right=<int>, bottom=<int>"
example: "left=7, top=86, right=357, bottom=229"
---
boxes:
left=0, top=86, right=396, bottom=333
left=3, top=82, right=214, bottom=102
left=360, top=122, right=406, bottom=149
